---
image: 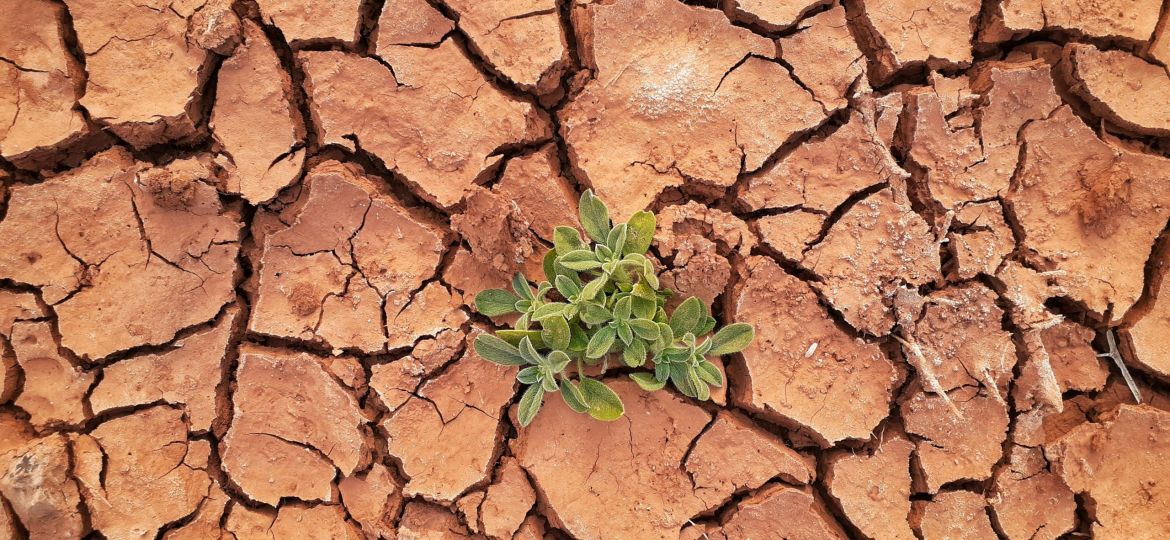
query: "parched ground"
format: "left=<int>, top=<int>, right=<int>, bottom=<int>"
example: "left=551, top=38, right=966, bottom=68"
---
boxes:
left=2, top=0, right=1170, bottom=538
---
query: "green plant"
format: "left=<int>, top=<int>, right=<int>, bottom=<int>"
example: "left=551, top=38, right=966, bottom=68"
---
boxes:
left=472, top=190, right=755, bottom=427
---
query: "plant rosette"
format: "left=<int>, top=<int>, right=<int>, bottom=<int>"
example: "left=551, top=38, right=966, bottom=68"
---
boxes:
left=473, top=190, right=754, bottom=427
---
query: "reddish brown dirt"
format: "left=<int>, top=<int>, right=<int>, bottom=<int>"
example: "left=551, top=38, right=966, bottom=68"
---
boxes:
left=1, top=0, right=1170, bottom=538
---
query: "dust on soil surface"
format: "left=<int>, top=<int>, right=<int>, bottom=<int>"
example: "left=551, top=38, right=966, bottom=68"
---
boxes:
left=1, top=0, right=1170, bottom=538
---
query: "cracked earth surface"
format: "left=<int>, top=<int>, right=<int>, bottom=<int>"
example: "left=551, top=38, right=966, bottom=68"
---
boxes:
left=1, top=0, right=1170, bottom=538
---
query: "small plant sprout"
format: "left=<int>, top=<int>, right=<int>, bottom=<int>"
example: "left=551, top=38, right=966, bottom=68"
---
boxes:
left=472, top=190, right=755, bottom=427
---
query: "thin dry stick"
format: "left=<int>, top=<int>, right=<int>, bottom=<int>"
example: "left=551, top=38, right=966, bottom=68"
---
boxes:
left=894, top=334, right=963, bottom=418
left=1098, top=329, right=1142, bottom=404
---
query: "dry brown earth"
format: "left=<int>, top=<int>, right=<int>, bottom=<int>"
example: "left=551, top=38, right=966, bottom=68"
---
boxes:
left=1, top=0, right=1170, bottom=538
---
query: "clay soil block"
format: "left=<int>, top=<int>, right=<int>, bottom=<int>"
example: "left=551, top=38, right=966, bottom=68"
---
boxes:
left=1, top=0, right=1169, bottom=538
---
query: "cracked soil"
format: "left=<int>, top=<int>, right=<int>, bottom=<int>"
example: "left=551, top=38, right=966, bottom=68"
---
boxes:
left=2, top=0, right=1170, bottom=538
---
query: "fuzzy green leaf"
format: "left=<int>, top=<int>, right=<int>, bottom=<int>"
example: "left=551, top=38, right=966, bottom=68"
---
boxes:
left=631, top=295, right=656, bottom=319
left=473, top=334, right=527, bottom=366
left=512, top=273, right=533, bottom=301
left=579, top=190, right=611, bottom=244
left=517, top=366, right=541, bottom=384
left=496, top=329, right=545, bottom=349
left=558, top=250, right=602, bottom=271
left=632, top=281, right=656, bottom=300
left=696, top=337, right=714, bottom=356
left=542, top=249, right=558, bottom=282
left=541, top=372, right=559, bottom=392
left=622, top=338, right=647, bottom=367
left=518, top=337, right=544, bottom=366
left=474, top=289, right=521, bottom=317
left=531, top=302, right=568, bottom=321
left=616, top=321, right=633, bottom=346
left=579, top=378, right=624, bottom=421
left=696, top=359, right=724, bottom=387
left=586, top=325, right=616, bottom=359
left=594, top=243, right=613, bottom=262
left=669, top=297, right=703, bottom=337
left=553, top=257, right=579, bottom=282
left=541, top=316, right=571, bottom=351
left=642, top=259, right=659, bottom=289
left=654, top=361, right=670, bottom=382
left=518, top=384, right=545, bottom=427
left=580, top=276, right=607, bottom=301
left=669, top=363, right=697, bottom=398
left=629, top=318, right=660, bottom=341
left=695, top=373, right=711, bottom=401
left=606, top=223, right=628, bottom=256
left=613, top=296, right=633, bottom=321
left=656, top=322, right=675, bottom=345
left=708, top=323, right=755, bottom=355
left=568, top=324, right=588, bottom=352
left=554, top=226, right=585, bottom=256
left=560, top=379, right=591, bottom=413
left=625, top=211, right=656, bottom=255
left=630, top=372, right=667, bottom=392
left=547, top=350, right=573, bottom=373
left=579, top=302, right=612, bottom=325
left=554, top=275, right=581, bottom=299
left=696, top=316, right=717, bottom=337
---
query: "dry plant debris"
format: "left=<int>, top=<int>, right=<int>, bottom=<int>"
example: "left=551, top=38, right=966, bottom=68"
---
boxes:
left=1, top=0, right=1169, bottom=538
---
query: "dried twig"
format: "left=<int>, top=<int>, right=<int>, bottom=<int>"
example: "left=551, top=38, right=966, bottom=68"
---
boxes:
left=1098, top=329, right=1142, bottom=404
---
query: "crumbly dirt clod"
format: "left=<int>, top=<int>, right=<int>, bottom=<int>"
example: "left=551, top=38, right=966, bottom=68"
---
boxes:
left=299, top=45, right=550, bottom=208
left=376, top=0, right=454, bottom=49
left=0, top=0, right=92, bottom=169
left=847, top=0, right=981, bottom=82
left=74, top=406, right=212, bottom=539
left=904, top=284, right=1016, bottom=393
left=1046, top=404, right=1170, bottom=539
left=655, top=201, right=754, bottom=308
left=0, top=149, right=242, bottom=361
left=902, top=384, right=1010, bottom=493
left=9, top=321, right=92, bottom=428
left=826, top=432, right=916, bottom=539
left=250, top=160, right=447, bottom=353
left=1128, top=270, right=1170, bottom=379
left=686, top=410, right=813, bottom=506
left=910, top=489, right=997, bottom=540
left=339, top=463, right=404, bottom=539
left=905, top=61, right=1062, bottom=209
left=213, top=20, right=306, bottom=204
left=222, top=344, right=368, bottom=506
left=802, top=184, right=941, bottom=336
left=477, top=457, right=536, bottom=539
left=270, top=503, right=365, bottom=539
left=1008, top=106, right=1170, bottom=321
left=492, top=144, right=581, bottom=242
left=443, top=0, right=569, bottom=97
left=1063, top=43, right=1170, bottom=137
left=1, top=433, right=85, bottom=539
left=512, top=379, right=713, bottom=540
left=564, top=0, right=824, bottom=219
left=989, top=445, right=1077, bottom=540
left=65, top=0, right=214, bottom=148
left=709, top=483, right=849, bottom=539
left=778, top=6, right=870, bottom=112
left=255, top=0, right=363, bottom=45
left=89, top=305, right=240, bottom=434
left=383, top=333, right=516, bottom=503
left=741, top=96, right=902, bottom=211
left=982, top=0, right=1162, bottom=44
left=3, top=2, right=1170, bottom=538
left=730, top=256, right=899, bottom=445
